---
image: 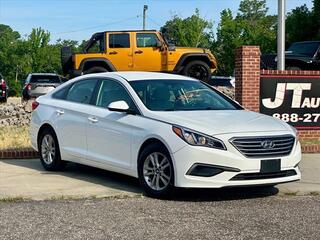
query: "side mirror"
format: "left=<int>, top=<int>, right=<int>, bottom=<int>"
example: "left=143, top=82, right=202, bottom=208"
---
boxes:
left=108, top=101, right=129, bottom=112
left=156, top=40, right=165, bottom=52
left=168, top=43, right=176, bottom=51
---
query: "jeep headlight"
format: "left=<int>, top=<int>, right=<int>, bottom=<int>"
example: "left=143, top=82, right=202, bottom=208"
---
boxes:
left=172, top=126, right=226, bottom=150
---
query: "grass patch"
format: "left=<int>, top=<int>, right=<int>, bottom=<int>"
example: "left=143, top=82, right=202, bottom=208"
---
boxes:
left=300, top=139, right=320, bottom=146
left=284, top=191, right=298, bottom=196
left=310, top=191, right=320, bottom=196
left=0, top=196, right=28, bottom=203
left=0, top=126, right=32, bottom=150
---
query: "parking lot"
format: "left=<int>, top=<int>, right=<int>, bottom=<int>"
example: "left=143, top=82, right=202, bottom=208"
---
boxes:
left=0, top=154, right=320, bottom=239
left=1, top=195, right=319, bottom=240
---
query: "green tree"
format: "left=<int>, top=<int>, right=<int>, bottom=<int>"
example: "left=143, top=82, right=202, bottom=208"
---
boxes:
left=286, top=5, right=314, bottom=46
left=213, top=0, right=276, bottom=75
left=312, top=0, right=320, bottom=39
left=0, top=24, right=22, bottom=95
left=160, top=9, right=213, bottom=48
left=286, top=0, right=320, bottom=46
left=213, top=9, right=242, bottom=76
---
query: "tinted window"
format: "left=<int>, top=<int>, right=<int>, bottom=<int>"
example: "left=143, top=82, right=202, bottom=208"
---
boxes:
left=52, top=86, right=70, bottom=100
left=95, top=79, right=136, bottom=110
left=30, top=75, right=61, bottom=83
left=130, top=80, right=241, bottom=111
left=109, top=34, right=130, bottom=48
left=288, top=42, right=320, bottom=57
left=136, top=33, right=158, bottom=47
left=66, top=79, right=98, bottom=104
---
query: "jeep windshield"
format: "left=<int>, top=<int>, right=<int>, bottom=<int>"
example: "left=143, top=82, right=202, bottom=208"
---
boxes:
left=130, top=80, right=242, bottom=111
left=288, top=42, right=320, bottom=57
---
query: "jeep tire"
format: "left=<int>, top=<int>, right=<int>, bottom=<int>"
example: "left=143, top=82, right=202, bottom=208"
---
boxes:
left=182, top=60, right=211, bottom=83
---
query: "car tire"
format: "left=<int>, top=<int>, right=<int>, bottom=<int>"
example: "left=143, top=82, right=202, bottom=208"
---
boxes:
left=182, top=60, right=211, bottom=83
left=84, top=66, right=108, bottom=74
left=138, top=143, right=174, bottom=198
left=38, top=128, right=66, bottom=171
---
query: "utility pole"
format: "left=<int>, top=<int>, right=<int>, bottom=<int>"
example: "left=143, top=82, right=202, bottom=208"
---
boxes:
left=143, top=5, right=148, bottom=30
left=277, top=0, right=285, bottom=70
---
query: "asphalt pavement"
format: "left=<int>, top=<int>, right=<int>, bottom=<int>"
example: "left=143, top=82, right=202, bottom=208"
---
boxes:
left=1, top=154, right=319, bottom=239
left=0, top=195, right=319, bottom=240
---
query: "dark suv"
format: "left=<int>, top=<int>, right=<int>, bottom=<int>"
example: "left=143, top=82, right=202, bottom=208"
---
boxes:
left=22, top=73, right=63, bottom=100
left=0, top=73, right=9, bottom=102
left=261, top=41, right=320, bottom=70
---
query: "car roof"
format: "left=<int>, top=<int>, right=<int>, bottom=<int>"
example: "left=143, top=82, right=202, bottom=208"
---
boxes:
left=291, top=41, right=320, bottom=44
left=87, top=72, right=198, bottom=82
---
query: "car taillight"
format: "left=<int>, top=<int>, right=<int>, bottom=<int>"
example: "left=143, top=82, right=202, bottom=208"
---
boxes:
left=25, top=83, right=31, bottom=90
left=32, top=101, right=39, bottom=111
left=1, top=79, right=6, bottom=89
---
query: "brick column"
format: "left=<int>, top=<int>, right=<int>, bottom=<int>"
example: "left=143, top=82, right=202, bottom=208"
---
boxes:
left=235, top=46, right=261, bottom=112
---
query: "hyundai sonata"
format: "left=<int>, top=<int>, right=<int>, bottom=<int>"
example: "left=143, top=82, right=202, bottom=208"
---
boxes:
left=30, top=72, right=301, bottom=197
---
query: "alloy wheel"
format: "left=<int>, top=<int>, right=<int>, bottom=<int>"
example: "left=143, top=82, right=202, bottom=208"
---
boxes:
left=143, top=152, right=172, bottom=191
left=41, top=134, right=56, bottom=165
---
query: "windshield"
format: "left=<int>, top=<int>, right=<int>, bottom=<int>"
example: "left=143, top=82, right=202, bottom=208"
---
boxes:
left=130, top=80, right=241, bottom=111
left=288, top=42, right=319, bottom=57
left=30, top=75, right=61, bottom=83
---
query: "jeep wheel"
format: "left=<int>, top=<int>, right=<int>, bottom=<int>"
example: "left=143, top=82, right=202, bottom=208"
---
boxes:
left=84, top=66, right=108, bottom=74
left=182, top=60, right=211, bottom=83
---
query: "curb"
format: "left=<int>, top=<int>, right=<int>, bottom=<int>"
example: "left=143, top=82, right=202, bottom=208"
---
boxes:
left=301, top=145, right=320, bottom=153
left=0, top=145, right=319, bottom=159
left=0, top=149, right=38, bottom=159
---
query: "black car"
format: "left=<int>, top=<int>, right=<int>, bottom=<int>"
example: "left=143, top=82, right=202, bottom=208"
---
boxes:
left=0, top=73, right=9, bottom=103
left=261, top=41, right=320, bottom=70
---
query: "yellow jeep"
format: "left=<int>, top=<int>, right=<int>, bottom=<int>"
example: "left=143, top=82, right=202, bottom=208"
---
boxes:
left=61, top=30, right=217, bottom=82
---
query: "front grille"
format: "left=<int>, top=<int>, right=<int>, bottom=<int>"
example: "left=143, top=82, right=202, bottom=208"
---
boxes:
left=230, top=135, right=295, bottom=158
left=230, top=170, right=297, bottom=181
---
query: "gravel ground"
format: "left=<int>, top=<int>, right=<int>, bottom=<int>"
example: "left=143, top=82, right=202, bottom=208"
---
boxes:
left=0, top=194, right=319, bottom=240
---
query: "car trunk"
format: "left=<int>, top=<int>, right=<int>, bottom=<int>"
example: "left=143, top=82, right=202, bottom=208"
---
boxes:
left=29, top=75, right=62, bottom=97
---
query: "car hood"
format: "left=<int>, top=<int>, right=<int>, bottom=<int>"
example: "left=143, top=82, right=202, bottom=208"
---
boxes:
left=148, top=110, right=291, bottom=136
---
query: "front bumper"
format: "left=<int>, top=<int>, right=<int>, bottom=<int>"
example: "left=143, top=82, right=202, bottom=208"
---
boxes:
left=172, top=135, right=301, bottom=188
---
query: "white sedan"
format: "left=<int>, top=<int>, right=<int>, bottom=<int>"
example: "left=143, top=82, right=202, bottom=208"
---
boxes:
left=30, top=72, right=301, bottom=198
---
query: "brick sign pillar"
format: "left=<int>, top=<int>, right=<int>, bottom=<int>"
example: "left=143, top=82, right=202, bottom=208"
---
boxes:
left=235, top=46, right=260, bottom=112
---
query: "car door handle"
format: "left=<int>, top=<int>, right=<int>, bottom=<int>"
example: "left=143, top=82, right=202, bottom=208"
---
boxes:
left=88, top=117, right=98, bottom=123
left=134, top=50, right=143, bottom=54
left=56, top=109, right=64, bottom=115
left=109, top=51, right=118, bottom=55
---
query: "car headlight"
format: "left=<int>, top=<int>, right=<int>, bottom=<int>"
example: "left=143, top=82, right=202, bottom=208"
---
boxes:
left=172, top=126, right=226, bottom=150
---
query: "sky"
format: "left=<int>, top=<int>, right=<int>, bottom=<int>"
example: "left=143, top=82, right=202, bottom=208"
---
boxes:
left=0, top=0, right=314, bottom=43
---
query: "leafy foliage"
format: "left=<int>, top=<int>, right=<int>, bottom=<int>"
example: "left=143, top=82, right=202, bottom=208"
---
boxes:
left=0, top=0, right=319, bottom=95
left=160, top=9, right=213, bottom=48
left=213, top=0, right=276, bottom=75
left=0, top=25, right=81, bottom=96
